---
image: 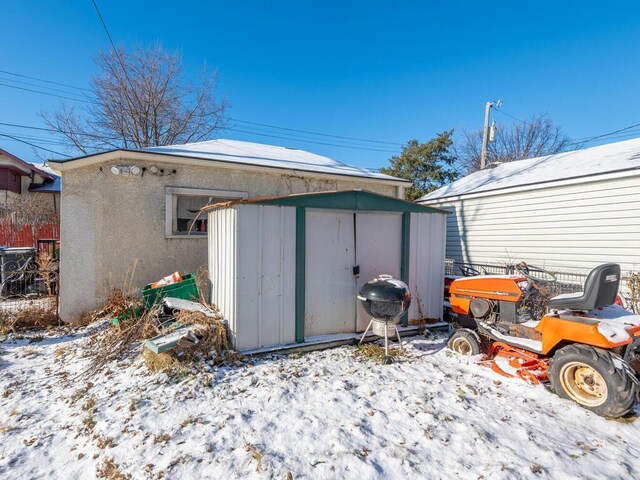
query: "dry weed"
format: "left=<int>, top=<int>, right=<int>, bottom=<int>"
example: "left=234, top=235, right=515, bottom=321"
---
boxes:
left=174, top=309, right=228, bottom=356
left=0, top=304, right=58, bottom=334
left=141, top=350, right=186, bottom=375
left=244, top=442, right=264, bottom=472
left=96, top=436, right=116, bottom=449
left=356, top=343, right=407, bottom=362
left=96, top=457, right=131, bottom=480
left=153, top=434, right=171, bottom=444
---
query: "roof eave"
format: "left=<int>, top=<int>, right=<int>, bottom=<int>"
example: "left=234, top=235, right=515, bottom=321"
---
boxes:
left=48, top=149, right=410, bottom=186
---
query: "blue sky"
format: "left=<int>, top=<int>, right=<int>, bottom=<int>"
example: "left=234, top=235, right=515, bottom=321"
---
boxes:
left=3, top=1, right=640, bottom=169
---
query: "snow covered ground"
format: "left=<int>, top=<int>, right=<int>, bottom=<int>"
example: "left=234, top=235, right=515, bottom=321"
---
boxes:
left=1, top=327, right=639, bottom=479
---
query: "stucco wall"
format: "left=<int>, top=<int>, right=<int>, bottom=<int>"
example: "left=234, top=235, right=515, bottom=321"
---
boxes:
left=59, top=158, right=399, bottom=321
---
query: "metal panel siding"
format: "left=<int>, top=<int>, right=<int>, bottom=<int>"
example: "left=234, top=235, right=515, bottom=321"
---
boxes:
left=355, top=213, right=402, bottom=331
left=208, top=207, right=237, bottom=345
left=304, top=210, right=357, bottom=336
left=429, top=175, right=640, bottom=273
left=408, top=213, right=446, bottom=321
left=234, top=205, right=296, bottom=350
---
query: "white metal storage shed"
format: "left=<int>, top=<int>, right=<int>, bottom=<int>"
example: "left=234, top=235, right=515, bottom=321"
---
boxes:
left=206, top=190, right=448, bottom=351
left=418, top=138, right=640, bottom=275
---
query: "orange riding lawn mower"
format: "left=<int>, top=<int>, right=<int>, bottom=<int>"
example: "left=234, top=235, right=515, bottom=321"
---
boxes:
left=446, top=262, right=640, bottom=418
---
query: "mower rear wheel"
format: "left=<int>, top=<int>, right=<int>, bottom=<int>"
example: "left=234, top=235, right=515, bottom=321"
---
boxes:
left=448, top=329, right=481, bottom=356
left=549, top=344, right=638, bottom=418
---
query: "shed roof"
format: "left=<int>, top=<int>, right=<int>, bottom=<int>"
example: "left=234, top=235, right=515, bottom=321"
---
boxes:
left=420, top=137, right=640, bottom=202
left=203, top=189, right=448, bottom=214
left=49, top=139, right=408, bottom=184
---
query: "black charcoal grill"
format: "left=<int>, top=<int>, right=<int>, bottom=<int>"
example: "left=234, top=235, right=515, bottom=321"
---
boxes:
left=358, top=274, right=412, bottom=364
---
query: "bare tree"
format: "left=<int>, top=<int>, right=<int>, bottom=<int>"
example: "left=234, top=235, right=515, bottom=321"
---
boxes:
left=456, top=113, right=573, bottom=174
left=40, top=45, right=227, bottom=155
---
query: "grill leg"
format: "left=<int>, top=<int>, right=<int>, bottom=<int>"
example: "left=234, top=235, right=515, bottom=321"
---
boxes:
left=384, top=323, right=389, bottom=357
left=395, top=327, right=403, bottom=351
left=358, top=319, right=374, bottom=346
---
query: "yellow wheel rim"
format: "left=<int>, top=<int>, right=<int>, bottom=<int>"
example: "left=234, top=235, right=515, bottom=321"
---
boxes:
left=559, top=361, right=608, bottom=407
left=451, top=337, right=473, bottom=356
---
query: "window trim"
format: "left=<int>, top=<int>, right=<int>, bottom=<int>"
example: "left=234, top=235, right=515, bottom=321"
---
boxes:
left=165, top=186, right=248, bottom=238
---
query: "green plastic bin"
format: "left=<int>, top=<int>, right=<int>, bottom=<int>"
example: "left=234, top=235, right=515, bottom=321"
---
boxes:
left=141, top=273, right=200, bottom=308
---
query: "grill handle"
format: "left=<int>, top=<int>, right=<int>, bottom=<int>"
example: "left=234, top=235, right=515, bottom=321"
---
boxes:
left=357, top=295, right=368, bottom=302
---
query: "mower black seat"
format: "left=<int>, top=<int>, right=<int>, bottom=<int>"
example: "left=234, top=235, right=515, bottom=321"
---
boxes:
left=547, top=263, right=621, bottom=311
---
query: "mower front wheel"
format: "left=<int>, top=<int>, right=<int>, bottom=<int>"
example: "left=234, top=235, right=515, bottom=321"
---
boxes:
left=549, top=344, right=638, bottom=418
left=448, top=329, right=481, bottom=356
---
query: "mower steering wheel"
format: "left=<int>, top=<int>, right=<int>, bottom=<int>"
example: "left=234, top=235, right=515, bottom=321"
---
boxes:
left=459, top=265, right=481, bottom=277
left=515, top=263, right=557, bottom=284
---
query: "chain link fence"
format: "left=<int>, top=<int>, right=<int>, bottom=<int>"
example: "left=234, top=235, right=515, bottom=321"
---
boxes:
left=445, top=259, right=589, bottom=295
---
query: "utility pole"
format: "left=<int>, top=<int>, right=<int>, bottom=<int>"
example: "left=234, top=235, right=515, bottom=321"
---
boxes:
left=480, top=99, right=501, bottom=169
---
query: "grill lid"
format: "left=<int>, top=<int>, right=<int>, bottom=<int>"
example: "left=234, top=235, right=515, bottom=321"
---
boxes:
left=359, top=274, right=411, bottom=303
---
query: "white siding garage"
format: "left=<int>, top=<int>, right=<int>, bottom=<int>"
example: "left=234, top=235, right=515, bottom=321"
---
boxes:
left=207, top=190, right=448, bottom=352
left=419, top=138, right=640, bottom=275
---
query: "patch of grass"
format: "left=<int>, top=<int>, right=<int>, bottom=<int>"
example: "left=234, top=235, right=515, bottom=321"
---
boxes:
left=180, top=416, right=203, bottom=428
left=96, top=457, right=131, bottom=480
left=54, top=346, right=69, bottom=358
left=610, top=414, right=637, bottom=424
left=23, top=346, right=38, bottom=357
left=244, top=442, right=264, bottom=472
left=356, top=343, right=406, bottom=362
left=0, top=304, right=58, bottom=334
left=82, top=396, right=97, bottom=432
left=142, top=350, right=187, bottom=375
left=153, top=434, right=171, bottom=445
left=96, top=436, right=116, bottom=449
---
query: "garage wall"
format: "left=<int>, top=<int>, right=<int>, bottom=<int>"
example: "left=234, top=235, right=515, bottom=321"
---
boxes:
left=424, top=173, right=640, bottom=274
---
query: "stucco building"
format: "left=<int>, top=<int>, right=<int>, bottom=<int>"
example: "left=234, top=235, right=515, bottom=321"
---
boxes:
left=49, top=139, right=408, bottom=321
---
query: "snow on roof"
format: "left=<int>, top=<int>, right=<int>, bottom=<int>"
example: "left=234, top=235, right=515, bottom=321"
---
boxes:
left=33, top=161, right=60, bottom=178
left=138, top=139, right=405, bottom=183
left=420, top=137, right=640, bottom=201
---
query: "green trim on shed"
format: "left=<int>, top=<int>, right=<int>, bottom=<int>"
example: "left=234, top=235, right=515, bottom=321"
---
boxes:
left=215, top=190, right=448, bottom=214
left=295, top=207, right=306, bottom=343
left=400, top=212, right=411, bottom=326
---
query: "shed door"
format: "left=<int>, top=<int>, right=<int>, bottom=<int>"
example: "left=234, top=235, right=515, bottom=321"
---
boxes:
left=305, top=210, right=357, bottom=336
left=355, top=213, right=403, bottom=331
left=304, top=210, right=403, bottom=337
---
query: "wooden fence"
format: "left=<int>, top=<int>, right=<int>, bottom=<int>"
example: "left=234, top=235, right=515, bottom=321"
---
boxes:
left=0, top=219, right=60, bottom=248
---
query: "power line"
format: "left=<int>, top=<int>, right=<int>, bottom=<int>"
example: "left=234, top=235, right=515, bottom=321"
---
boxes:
left=230, top=118, right=403, bottom=146
left=0, top=76, right=91, bottom=97
left=494, top=109, right=523, bottom=123
left=0, top=133, right=71, bottom=157
left=0, top=119, right=399, bottom=157
left=0, top=82, right=93, bottom=104
left=226, top=121, right=400, bottom=150
left=0, top=69, right=405, bottom=147
left=0, top=69, right=92, bottom=93
left=91, top=0, right=119, bottom=54
left=567, top=122, right=640, bottom=146
left=0, top=122, right=121, bottom=141
left=225, top=127, right=399, bottom=153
